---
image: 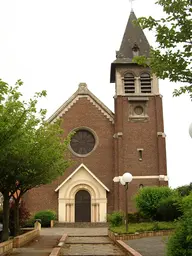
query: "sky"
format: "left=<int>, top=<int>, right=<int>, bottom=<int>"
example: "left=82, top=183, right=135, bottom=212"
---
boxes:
left=0, top=0, right=191, bottom=188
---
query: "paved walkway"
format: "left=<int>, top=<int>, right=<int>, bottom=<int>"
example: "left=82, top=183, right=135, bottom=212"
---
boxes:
left=61, top=233, right=125, bottom=255
left=125, top=236, right=169, bottom=256
left=10, top=228, right=126, bottom=256
left=8, top=228, right=172, bottom=256
left=10, top=234, right=61, bottom=256
left=41, top=227, right=108, bottom=236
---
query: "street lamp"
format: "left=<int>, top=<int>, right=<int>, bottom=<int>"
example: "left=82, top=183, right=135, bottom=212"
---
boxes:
left=120, top=172, right=133, bottom=233
left=189, top=123, right=192, bottom=138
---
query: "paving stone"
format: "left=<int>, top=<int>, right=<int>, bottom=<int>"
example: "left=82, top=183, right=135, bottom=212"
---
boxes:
left=62, top=233, right=125, bottom=256
left=40, top=227, right=108, bottom=236
left=61, top=243, right=125, bottom=255
left=125, top=236, right=169, bottom=256
left=9, top=235, right=60, bottom=256
left=67, top=236, right=113, bottom=244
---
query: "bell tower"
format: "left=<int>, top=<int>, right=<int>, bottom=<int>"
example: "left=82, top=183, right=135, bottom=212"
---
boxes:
left=110, top=11, right=167, bottom=212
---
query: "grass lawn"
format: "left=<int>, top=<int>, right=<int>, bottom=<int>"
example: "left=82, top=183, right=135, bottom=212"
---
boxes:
left=110, top=221, right=177, bottom=234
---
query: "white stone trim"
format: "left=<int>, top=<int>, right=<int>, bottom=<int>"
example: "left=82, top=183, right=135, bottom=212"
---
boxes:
left=157, top=132, right=166, bottom=138
left=57, top=164, right=108, bottom=222
left=57, top=96, right=81, bottom=119
left=55, top=163, right=110, bottom=192
left=86, top=97, right=114, bottom=123
left=113, top=175, right=169, bottom=182
left=48, top=84, right=114, bottom=124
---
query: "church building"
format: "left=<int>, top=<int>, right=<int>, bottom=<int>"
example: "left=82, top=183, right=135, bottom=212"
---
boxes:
left=25, top=11, right=168, bottom=223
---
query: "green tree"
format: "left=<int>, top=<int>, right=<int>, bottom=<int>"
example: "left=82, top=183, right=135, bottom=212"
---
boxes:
left=167, top=197, right=192, bottom=256
left=134, top=186, right=173, bottom=219
left=134, top=0, right=192, bottom=98
left=0, top=79, right=71, bottom=241
left=176, top=183, right=192, bottom=197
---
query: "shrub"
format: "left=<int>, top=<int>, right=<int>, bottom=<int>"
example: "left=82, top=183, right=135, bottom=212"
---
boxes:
left=135, top=186, right=173, bottom=219
left=176, top=182, right=192, bottom=197
left=166, top=208, right=192, bottom=256
left=182, top=192, right=192, bottom=213
left=155, top=195, right=182, bottom=221
left=127, top=212, right=150, bottom=223
left=9, top=200, right=31, bottom=235
left=22, top=217, right=35, bottom=228
left=34, top=210, right=57, bottom=227
left=107, top=211, right=124, bottom=227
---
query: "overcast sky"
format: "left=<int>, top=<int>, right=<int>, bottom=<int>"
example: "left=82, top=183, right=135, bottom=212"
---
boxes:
left=0, top=0, right=191, bottom=188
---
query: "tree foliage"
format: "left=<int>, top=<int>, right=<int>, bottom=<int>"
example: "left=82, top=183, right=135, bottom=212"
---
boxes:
left=134, top=0, right=192, bottom=98
left=0, top=79, right=71, bottom=240
left=166, top=201, right=192, bottom=256
left=176, top=182, right=192, bottom=197
left=34, top=210, right=57, bottom=227
left=134, top=186, right=173, bottom=218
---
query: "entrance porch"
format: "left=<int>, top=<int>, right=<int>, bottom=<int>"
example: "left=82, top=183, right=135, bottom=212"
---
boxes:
left=55, top=164, right=109, bottom=223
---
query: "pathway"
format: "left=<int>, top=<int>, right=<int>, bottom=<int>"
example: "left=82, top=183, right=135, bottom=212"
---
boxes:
left=61, top=233, right=125, bottom=256
left=9, top=228, right=125, bottom=256
left=125, top=236, right=169, bottom=256
left=10, top=234, right=61, bottom=256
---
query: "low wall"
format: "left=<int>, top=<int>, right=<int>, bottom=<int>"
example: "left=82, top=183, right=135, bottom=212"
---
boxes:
left=13, top=229, right=40, bottom=248
left=108, top=230, right=174, bottom=256
left=0, top=240, right=13, bottom=255
left=49, top=233, right=68, bottom=256
left=108, top=229, right=174, bottom=241
left=116, top=240, right=142, bottom=256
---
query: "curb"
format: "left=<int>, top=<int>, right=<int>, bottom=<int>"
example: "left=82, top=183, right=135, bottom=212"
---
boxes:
left=117, top=240, right=142, bottom=256
left=108, top=229, right=174, bottom=241
left=49, top=247, right=61, bottom=256
left=48, top=233, right=68, bottom=256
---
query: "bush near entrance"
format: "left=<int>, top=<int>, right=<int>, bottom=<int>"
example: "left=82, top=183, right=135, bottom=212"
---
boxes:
left=107, top=211, right=124, bottom=227
left=34, top=210, right=56, bottom=227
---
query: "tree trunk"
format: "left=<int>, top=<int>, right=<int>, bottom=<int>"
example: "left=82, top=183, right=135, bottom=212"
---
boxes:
left=2, top=191, right=10, bottom=242
left=13, top=199, right=20, bottom=236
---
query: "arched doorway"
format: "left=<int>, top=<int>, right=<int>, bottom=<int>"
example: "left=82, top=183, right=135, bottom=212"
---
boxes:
left=75, top=190, right=91, bottom=222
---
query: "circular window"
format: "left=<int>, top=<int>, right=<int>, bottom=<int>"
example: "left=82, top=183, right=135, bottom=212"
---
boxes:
left=70, top=129, right=96, bottom=155
left=134, top=106, right=143, bottom=115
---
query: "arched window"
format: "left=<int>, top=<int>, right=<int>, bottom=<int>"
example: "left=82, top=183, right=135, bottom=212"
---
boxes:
left=140, top=73, right=151, bottom=93
left=124, top=73, right=135, bottom=94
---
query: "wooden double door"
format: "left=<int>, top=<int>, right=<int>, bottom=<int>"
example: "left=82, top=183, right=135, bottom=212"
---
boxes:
left=75, top=190, right=91, bottom=222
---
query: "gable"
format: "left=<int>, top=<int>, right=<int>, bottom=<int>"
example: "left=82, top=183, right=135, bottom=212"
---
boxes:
left=48, top=83, right=114, bottom=124
left=55, top=163, right=110, bottom=192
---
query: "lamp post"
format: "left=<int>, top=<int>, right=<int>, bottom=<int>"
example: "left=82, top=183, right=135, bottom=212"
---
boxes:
left=189, top=123, right=192, bottom=138
left=120, top=172, right=133, bottom=233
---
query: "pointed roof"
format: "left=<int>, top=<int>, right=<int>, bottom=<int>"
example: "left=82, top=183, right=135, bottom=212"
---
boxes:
left=55, top=163, right=110, bottom=192
left=110, top=11, right=150, bottom=82
left=47, top=83, right=114, bottom=123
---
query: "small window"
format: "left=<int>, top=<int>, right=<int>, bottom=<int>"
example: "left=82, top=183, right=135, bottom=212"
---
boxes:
left=140, top=73, right=151, bottom=93
left=124, top=73, right=135, bottom=94
left=137, top=148, right=143, bottom=161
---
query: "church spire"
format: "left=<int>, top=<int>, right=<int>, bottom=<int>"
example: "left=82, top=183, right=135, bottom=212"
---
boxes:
left=118, top=11, right=150, bottom=59
left=110, top=11, right=150, bottom=82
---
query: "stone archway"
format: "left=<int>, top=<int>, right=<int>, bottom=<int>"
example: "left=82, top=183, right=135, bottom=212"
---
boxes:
left=75, top=190, right=91, bottom=222
left=56, top=164, right=109, bottom=223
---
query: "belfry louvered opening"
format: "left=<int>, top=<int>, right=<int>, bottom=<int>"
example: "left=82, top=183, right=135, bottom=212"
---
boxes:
left=124, top=73, right=135, bottom=94
left=140, top=73, right=151, bottom=93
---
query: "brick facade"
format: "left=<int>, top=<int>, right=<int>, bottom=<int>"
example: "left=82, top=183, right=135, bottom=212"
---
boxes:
left=25, top=11, right=167, bottom=220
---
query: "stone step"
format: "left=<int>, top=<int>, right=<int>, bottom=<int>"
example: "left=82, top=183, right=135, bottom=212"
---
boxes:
left=54, top=222, right=109, bottom=228
left=66, top=236, right=113, bottom=244
left=61, top=243, right=126, bottom=256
